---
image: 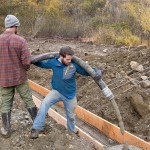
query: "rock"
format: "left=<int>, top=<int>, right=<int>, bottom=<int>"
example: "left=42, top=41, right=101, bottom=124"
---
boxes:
left=120, top=46, right=129, bottom=49
left=115, top=72, right=121, bottom=78
left=69, top=145, right=74, bottom=148
left=127, top=93, right=150, bottom=117
left=130, top=61, right=144, bottom=72
left=110, top=73, right=115, bottom=78
left=140, top=76, right=148, bottom=80
left=108, top=138, right=115, bottom=144
left=129, top=78, right=139, bottom=86
left=140, top=80, right=150, bottom=88
left=103, top=49, right=108, bottom=53
left=136, top=44, right=147, bottom=50
left=144, top=60, right=149, bottom=65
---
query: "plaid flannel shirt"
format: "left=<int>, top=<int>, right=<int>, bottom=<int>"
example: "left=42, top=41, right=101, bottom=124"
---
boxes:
left=0, top=31, right=31, bottom=87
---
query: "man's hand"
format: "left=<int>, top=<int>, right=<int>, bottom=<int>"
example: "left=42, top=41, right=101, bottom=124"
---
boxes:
left=93, top=68, right=102, bottom=80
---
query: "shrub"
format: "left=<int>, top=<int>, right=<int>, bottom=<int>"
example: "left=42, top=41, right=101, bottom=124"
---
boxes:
left=115, top=29, right=140, bottom=46
left=95, top=27, right=116, bottom=45
left=94, top=27, right=140, bottom=46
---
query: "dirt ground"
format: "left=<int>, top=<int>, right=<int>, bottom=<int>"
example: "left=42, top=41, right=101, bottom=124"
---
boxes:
left=0, top=38, right=149, bottom=150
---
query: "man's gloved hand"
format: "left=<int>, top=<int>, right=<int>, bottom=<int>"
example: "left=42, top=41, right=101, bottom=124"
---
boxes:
left=93, top=68, right=102, bottom=80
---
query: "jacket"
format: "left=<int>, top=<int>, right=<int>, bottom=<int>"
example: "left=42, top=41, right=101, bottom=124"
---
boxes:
left=35, top=57, right=89, bottom=99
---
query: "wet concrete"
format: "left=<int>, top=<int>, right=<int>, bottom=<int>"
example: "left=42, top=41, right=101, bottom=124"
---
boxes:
left=106, top=144, right=142, bottom=150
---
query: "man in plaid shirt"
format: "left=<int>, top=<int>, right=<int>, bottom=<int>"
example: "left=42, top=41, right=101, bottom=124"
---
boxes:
left=0, top=15, right=37, bottom=138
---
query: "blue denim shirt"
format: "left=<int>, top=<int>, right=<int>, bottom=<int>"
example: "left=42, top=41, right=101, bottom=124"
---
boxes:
left=34, top=57, right=89, bottom=99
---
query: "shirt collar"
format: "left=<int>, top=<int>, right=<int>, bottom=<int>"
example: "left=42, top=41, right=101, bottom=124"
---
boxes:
left=55, top=57, right=63, bottom=66
left=55, top=57, right=73, bottom=67
left=4, top=31, right=14, bottom=34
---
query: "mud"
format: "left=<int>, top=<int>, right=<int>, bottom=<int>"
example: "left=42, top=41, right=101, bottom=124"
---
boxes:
left=28, top=38, right=150, bottom=141
left=0, top=38, right=149, bottom=149
left=0, top=93, right=95, bottom=150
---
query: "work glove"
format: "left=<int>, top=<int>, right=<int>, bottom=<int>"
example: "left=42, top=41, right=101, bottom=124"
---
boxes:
left=93, top=68, right=102, bottom=80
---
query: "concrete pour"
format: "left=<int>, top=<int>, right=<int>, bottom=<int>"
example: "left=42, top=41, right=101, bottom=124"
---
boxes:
left=106, top=144, right=142, bottom=150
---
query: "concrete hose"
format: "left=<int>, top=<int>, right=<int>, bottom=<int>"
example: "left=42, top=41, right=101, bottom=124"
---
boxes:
left=31, top=52, right=125, bottom=135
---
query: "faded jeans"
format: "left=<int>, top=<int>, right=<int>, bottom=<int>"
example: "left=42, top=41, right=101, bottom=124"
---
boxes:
left=32, top=90, right=77, bottom=133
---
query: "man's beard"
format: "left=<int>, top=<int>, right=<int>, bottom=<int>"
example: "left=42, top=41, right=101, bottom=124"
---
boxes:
left=62, top=58, right=69, bottom=66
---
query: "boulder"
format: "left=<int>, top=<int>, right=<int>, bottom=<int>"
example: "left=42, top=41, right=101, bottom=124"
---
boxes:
left=130, top=61, right=144, bottom=72
left=140, top=80, right=150, bottom=88
left=127, top=93, right=150, bottom=117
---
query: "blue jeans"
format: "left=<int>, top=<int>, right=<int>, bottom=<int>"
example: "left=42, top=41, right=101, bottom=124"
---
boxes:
left=32, top=90, right=77, bottom=133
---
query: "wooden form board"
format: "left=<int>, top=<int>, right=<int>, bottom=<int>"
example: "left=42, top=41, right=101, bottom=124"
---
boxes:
left=29, top=80, right=150, bottom=150
left=32, top=95, right=105, bottom=150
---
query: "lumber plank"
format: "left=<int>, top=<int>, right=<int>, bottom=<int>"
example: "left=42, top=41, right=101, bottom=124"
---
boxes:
left=75, top=106, right=150, bottom=150
left=32, top=95, right=105, bottom=150
left=29, top=80, right=49, bottom=96
left=29, top=80, right=150, bottom=150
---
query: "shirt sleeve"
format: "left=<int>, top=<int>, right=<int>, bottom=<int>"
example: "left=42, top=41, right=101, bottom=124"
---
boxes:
left=73, top=63, right=89, bottom=76
left=21, top=40, right=31, bottom=71
left=34, top=59, right=53, bottom=69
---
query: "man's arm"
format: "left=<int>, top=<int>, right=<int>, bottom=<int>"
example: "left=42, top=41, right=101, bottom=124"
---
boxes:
left=21, top=40, right=31, bottom=71
left=33, top=59, right=53, bottom=69
left=73, top=63, right=89, bottom=76
left=74, top=63, right=102, bottom=79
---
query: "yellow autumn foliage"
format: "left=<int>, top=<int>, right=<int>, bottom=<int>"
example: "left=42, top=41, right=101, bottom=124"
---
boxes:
left=123, top=1, right=150, bottom=32
left=0, top=0, right=149, bottom=46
